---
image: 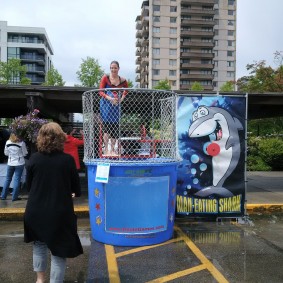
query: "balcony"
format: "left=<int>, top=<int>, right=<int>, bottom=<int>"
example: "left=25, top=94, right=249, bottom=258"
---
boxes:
left=181, top=30, right=214, bottom=37
left=141, top=38, right=149, bottom=47
left=181, top=41, right=214, bottom=48
left=136, top=30, right=142, bottom=39
left=181, top=9, right=215, bottom=17
left=181, top=19, right=216, bottom=26
left=141, top=16, right=149, bottom=26
left=180, top=84, right=213, bottom=91
left=135, top=66, right=141, bottom=73
left=181, top=52, right=214, bottom=59
left=180, top=74, right=214, bottom=80
left=135, top=75, right=140, bottom=82
left=26, top=66, right=45, bottom=74
left=142, top=29, right=149, bottom=37
left=135, top=57, right=141, bottom=65
left=135, top=49, right=141, bottom=56
left=141, top=58, right=149, bottom=67
left=181, top=63, right=214, bottom=69
left=181, top=0, right=216, bottom=4
left=136, top=39, right=142, bottom=47
left=21, top=54, right=45, bottom=64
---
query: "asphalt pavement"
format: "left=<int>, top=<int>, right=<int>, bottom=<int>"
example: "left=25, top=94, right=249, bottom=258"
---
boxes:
left=0, top=171, right=283, bottom=220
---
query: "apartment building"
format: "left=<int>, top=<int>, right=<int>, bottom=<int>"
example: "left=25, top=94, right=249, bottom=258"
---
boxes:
left=135, top=0, right=237, bottom=91
left=0, top=21, right=53, bottom=85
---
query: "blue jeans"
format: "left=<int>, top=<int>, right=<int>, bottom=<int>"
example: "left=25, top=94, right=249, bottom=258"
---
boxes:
left=1, top=164, right=24, bottom=200
left=33, top=241, right=66, bottom=283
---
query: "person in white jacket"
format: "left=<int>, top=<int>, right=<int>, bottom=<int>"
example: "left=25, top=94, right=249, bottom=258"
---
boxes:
left=1, top=133, right=28, bottom=201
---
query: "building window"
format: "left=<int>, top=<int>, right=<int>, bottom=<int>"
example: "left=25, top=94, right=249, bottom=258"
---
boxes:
left=181, top=70, right=189, bottom=74
left=180, top=48, right=190, bottom=52
left=214, top=40, right=218, bottom=46
left=202, top=5, right=213, bottom=10
left=153, top=69, right=160, bottom=75
left=181, top=59, right=190, bottom=63
left=227, top=61, right=235, bottom=67
left=153, top=27, right=160, bottom=33
left=170, top=6, right=177, bottom=12
left=228, top=20, right=235, bottom=26
left=228, top=30, right=234, bottom=36
left=201, top=59, right=212, bottom=64
left=228, top=0, right=235, bottom=5
left=202, top=27, right=213, bottom=32
left=201, top=70, right=212, bottom=74
left=228, top=10, right=234, bottom=16
left=169, top=49, right=177, bottom=55
left=227, top=51, right=234, bottom=57
left=170, top=17, right=177, bottom=23
left=170, top=28, right=177, bottom=34
left=153, top=48, right=160, bottom=55
left=213, top=71, right=218, bottom=77
left=169, top=70, right=176, bottom=76
left=153, top=5, right=160, bottom=12
left=183, top=37, right=191, bottom=43
left=228, top=40, right=235, bottom=47
left=170, top=38, right=177, bottom=45
left=7, top=47, right=20, bottom=59
left=201, top=48, right=212, bottom=53
left=227, top=71, right=235, bottom=77
left=213, top=81, right=218, bottom=87
left=153, top=16, right=160, bottom=22
left=169, top=59, right=177, bottom=66
left=202, top=16, right=213, bottom=21
left=214, top=50, right=218, bottom=56
left=214, top=60, right=218, bottom=67
left=201, top=37, right=212, bottom=42
left=153, top=37, right=160, bottom=44
left=170, top=80, right=176, bottom=86
left=153, top=59, right=160, bottom=65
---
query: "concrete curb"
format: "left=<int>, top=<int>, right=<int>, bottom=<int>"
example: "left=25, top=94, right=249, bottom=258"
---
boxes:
left=1, top=204, right=283, bottom=221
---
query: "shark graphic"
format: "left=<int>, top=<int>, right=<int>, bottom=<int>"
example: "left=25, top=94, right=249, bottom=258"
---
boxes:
left=188, top=106, right=243, bottom=197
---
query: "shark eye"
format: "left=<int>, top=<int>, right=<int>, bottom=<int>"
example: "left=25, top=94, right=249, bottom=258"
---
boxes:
left=197, top=106, right=209, bottom=117
left=192, top=111, right=198, bottom=121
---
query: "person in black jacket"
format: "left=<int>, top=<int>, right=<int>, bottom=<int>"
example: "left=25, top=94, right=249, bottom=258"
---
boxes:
left=24, top=122, right=83, bottom=283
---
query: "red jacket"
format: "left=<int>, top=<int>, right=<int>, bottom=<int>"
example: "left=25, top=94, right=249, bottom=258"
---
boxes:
left=63, top=135, right=84, bottom=169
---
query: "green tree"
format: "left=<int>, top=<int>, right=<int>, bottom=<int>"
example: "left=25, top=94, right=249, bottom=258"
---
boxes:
left=219, top=81, right=235, bottom=92
left=76, top=57, right=104, bottom=87
left=0, top=58, right=31, bottom=85
left=153, top=79, right=171, bottom=90
left=42, top=66, right=65, bottom=86
left=127, top=79, right=134, bottom=88
left=190, top=81, right=204, bottom=91
left=237, top=51, right=283, bottom=93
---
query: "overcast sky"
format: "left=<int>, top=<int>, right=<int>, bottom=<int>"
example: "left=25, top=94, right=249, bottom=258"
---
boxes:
left=1, top=0, right=283, bottom=86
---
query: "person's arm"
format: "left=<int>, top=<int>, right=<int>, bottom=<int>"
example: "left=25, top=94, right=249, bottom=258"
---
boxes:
left=120, top=79, right=129, bottom=102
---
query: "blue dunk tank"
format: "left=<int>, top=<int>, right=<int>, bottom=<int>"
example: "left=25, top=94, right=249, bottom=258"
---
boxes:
left=82, top=89, right=180, bottom=246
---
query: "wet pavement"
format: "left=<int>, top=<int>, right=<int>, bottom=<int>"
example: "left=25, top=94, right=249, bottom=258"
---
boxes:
left=1, top=215, right=283, bottom=283
left=0, top=171, right=283, bottom=282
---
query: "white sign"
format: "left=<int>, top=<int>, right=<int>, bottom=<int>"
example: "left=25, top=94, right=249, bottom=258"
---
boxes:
left=95, top=163, right=110, bottom=183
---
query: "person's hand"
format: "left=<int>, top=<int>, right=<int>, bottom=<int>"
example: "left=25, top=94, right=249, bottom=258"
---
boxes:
left=110, top=97, right=119, bottom=105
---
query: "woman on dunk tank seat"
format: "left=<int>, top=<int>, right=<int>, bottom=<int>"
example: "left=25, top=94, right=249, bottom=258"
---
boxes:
left=99, top=61, right=128, bottom=156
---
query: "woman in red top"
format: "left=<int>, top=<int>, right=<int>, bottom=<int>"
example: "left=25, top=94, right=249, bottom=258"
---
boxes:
left=63, top=126, right=84, bottom=169
left=99, top=61, right=128, bottom=155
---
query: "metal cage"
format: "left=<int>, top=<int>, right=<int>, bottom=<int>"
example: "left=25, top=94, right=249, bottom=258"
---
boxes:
left=82, top=88, right=179, bottom=165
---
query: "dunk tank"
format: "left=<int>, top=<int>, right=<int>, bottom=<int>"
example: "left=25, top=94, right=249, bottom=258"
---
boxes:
left=82, top=89, right=180, bottom=246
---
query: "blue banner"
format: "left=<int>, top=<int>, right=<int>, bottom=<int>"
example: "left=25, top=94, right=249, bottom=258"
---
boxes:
left=176, top=95, right=247, bottom=217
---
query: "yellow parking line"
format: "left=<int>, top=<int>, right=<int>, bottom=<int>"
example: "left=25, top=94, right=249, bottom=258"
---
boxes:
left=175, top=226, right=229, bottom=283
left=146, top=264, right=207, bottom=283
left=115, top=238, right=181, bottom=258
left=105, top=244, right=121, bottom=283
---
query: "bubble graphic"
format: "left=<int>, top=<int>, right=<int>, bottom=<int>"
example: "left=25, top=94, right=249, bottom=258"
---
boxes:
left=186, top=184, right=191, bottom=190
left=193, top=178, right=199, bottom=184
left=191, top=154, right=199, bottom=164
left=183, top=191, right=187, bottom=195
left=191, top=168, right=197, bottom=175
left=200, top=163, right=207, bottom=171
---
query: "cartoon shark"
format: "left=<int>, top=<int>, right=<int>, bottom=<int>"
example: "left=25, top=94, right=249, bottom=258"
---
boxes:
left=188, top=106, right=243, bottom=197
